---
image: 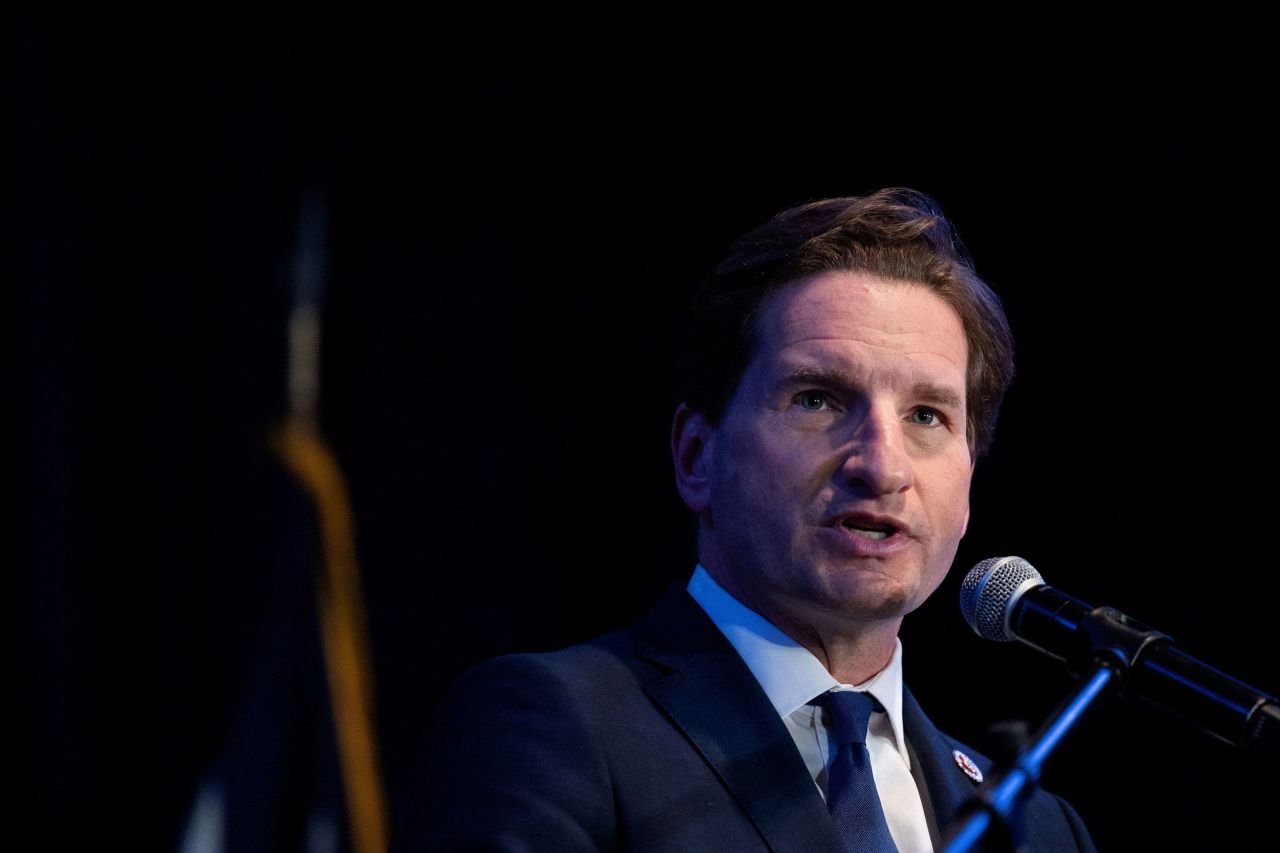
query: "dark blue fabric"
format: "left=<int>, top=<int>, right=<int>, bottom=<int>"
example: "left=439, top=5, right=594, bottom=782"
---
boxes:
left=820, top=691, right=897, bottom=853
left=395, top=585, right=1098, bottom=852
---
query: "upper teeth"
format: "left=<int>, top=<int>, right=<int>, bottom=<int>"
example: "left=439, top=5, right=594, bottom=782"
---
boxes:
left=843, top=520, right=891, bottom=539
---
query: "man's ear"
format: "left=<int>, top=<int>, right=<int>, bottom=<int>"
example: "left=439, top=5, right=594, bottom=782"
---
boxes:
left=671, top=402, right=714, bottom=513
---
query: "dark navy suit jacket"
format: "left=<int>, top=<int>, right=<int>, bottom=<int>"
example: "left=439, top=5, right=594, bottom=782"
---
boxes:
left=400, top=586, right=1096, bottom=852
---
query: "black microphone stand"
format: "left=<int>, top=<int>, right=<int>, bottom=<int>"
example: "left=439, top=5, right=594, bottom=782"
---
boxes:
left=940, top=606, right=1171, bottom=853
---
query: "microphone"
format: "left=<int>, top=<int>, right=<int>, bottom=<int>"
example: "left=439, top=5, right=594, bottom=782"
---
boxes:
left=960, top=556, right=1280, bottom=757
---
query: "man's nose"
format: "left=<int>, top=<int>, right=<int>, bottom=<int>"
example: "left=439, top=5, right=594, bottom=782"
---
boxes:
left=838, top=411, right=912, bottom=496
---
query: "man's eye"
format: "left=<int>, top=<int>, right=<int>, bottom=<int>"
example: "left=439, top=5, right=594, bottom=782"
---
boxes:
left=909, top=408, right=941, bottom=426
left=797, top=391, right=831, bottom=411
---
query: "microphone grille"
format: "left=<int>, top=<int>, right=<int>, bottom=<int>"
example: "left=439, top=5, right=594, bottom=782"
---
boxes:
left=959, top=556, right=1043, bottom=641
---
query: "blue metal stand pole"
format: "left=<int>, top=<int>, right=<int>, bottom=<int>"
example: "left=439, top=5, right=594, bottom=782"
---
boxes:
left=942, top=663, right=1117, bottom=853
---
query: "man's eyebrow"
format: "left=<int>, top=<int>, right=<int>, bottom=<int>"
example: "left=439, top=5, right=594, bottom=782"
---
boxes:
left=911, top=383, right=964, bottom=410
left=782, top=366, right=849, bottom=387
left=782, top=368, right=964, bottom=408
left=783, top=363, right=844, bottom=379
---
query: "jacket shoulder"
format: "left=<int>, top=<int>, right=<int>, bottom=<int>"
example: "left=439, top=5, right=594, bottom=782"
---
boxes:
left=394, top=635, right=638, bottom=852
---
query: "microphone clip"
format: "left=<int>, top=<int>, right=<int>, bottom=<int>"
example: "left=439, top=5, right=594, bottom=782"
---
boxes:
left=1070, top=606, right=1171, bottom=687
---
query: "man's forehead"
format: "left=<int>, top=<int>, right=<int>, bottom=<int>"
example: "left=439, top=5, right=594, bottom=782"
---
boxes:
left=755, top=275, right=965, bottom=364
left=761, top=271, right=962, bottom=331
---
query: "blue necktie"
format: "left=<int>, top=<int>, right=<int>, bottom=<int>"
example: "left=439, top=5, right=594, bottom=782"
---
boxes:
left=821, top=690, right=898, bottom=853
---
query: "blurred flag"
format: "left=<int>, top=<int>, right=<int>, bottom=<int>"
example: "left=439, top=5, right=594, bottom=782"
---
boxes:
left=178, top=188, right=387, bottom=853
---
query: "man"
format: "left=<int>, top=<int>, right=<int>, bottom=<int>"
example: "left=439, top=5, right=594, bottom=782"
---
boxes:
left=400, top=189, right=1096, bottom=852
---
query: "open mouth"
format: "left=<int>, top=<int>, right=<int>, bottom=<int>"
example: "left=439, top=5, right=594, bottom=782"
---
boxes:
left=841, top=518, right=896, bottom=540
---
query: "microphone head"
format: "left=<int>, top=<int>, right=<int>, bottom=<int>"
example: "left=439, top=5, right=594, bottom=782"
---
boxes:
left=960, top=556, right=1044, bottom=641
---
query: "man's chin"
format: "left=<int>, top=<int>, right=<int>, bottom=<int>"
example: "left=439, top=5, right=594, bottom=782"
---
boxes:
left=821, top=576, right=916, bottom=623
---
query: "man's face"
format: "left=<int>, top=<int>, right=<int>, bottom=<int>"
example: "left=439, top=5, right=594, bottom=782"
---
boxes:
left=690, top=270, right=973, bottom=634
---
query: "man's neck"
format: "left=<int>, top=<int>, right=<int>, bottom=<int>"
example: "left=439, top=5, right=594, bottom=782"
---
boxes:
left=703, top=563, right=900, bottom=686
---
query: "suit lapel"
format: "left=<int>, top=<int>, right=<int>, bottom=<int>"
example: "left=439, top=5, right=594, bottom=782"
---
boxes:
left=632, top=587, right=842, bottom=853
left=902, top=686, right=990, bottom=843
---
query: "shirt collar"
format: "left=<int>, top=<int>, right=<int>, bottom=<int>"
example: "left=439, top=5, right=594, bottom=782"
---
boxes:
left=686, top=564, right=910, bottom=760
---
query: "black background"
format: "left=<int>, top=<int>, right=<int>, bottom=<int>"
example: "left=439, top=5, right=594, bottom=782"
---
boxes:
left=13, top=7, right=1279, bottom=851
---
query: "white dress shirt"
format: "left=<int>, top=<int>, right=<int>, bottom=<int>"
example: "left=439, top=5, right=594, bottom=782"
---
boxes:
left=688, top=565, right=934, bottom=853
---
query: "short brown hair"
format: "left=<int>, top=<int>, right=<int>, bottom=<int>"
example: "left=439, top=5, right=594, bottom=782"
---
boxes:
left=680, top=188, right=1014, bottom=457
